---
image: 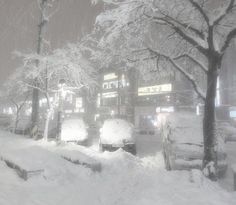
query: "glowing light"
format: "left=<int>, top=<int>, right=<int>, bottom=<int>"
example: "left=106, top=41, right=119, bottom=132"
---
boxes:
left=104, top=73, right=118, bottom=80
left=156, top=106, right=174, bottom=113
left=75, top=97, right=83, bottom=108
left=138, top=84, right=172, bottom=96
left=102, top=92, right=118, bottom=98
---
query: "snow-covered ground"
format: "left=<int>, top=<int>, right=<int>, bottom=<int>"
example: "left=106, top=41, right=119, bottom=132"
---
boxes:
left=0, top=130, right=235, bottom=205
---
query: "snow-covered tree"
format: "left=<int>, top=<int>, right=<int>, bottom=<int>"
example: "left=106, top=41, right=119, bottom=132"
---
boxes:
left=1, top=71, right=31, bottom=133
left=15, top=44, right=97, bottom=141
left=31, top=0, right=59, bottom=133
left=94, top=0, right=236, bottom=180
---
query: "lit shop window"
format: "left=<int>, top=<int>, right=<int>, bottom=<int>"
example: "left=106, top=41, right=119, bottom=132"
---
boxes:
left=66, top=94, right=73, bottom=104
left=75, top=97, right=83, bottom=108
left=103, top=80, right=127, bottom=90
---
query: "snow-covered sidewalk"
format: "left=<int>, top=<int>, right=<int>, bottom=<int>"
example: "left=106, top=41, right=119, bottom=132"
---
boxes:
left=0, top=130, right=235, bottom=205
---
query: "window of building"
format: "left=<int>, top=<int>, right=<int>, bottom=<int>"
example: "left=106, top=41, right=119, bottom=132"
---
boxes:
left=75, top=97, right=83, bottom=108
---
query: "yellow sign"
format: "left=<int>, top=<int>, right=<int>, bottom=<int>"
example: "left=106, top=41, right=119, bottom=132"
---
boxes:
left=104, top=73, right=118, bottom=81
left=138, top=84, right=172, bottom=96
left=102, top=92, right=118, bottom=98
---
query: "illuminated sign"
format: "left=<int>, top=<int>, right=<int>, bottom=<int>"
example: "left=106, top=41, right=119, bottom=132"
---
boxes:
left=102, top=92, right=118, bottom=98
left=156, top=106, right=174, bottom=113
left=104, top=73, right=118, bottom=81
left=138, top=84, right=172, bottom=96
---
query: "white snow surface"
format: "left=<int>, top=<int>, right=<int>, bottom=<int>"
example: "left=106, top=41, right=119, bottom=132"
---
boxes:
left=100, top=119, right=134, bottom=144
left=61, top=118, right=88, bottom=141
left=0, top=130, right=235, bottom=205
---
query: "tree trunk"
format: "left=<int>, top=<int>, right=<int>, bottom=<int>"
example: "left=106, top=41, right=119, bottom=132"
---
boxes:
left=126, top=68, right=137, bottom=124
left=43, top=105, right=53, bottom=141
left=202, top=57, right=219, bottom=180
left=31, top=87, right=39, bottom=131
left=31, top=0, right=48, bottom=133
left=14, top=109, right=20, bottom=134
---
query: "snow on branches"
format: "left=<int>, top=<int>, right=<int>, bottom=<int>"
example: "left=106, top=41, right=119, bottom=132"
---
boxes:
left=94, top=0, right=236, bottom=101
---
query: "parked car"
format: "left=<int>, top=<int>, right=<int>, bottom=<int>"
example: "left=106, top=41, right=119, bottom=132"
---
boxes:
left=99, top=118, right=136, bottom=155
left=61, top=118, right=88, bottom=145
left=161, top=112, right=227, bottom=177
left=217, top=121, right=236, bottom=142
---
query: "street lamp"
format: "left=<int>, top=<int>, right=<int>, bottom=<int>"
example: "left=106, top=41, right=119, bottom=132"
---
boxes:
left=57, top=79, right=66, bottom=142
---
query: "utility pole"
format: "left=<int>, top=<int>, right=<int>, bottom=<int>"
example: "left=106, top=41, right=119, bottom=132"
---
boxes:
left=31, top=0, right=49, bottom=134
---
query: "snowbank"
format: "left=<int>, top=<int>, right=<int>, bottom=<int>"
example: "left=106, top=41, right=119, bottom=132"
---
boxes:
left=0, top=130, right=235, bottom=205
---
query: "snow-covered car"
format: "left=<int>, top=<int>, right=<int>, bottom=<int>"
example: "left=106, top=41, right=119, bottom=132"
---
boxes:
left=61, top=118, right=88, bottom=145
left=161, top=112, right=227, bottom=176
left=217, top=121, right=236, bottom=142
left=99, top=119, right=136, bottom=155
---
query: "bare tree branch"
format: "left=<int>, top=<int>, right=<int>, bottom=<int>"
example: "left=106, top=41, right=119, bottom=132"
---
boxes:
left=213, top=0, right=235, bottom=26
left=173, top=54, right=208, bottom=74
left=188, top=0, right=210, bottom=26
left=148, top=48, right=206, bottom=101
left=221, top=27, right=236, bottom=52
left=143, top=13, right=209, bottom=55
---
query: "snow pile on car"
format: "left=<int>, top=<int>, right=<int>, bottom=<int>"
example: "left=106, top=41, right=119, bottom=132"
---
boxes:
left=61, top=118, right=88, bottom=141
left=100, top=119, right=134, bottom=144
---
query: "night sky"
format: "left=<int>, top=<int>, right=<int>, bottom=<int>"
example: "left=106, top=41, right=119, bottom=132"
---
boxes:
left=0, top=0, right=102, bottom=84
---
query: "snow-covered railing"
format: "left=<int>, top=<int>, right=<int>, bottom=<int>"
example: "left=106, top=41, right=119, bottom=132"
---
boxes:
left=55, top=147, right=102, bottom=172
left=62, top=155, right=102, bottom=172
left=0, top=157, right=44, bottom=180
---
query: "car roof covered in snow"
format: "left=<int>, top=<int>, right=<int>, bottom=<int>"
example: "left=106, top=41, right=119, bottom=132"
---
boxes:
left=165, top=112, right=203, bottom=144
left=100, top=118, right=134, bottom=144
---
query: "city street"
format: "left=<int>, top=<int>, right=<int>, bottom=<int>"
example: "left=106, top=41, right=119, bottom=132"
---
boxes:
left=0, top=1, right=236, bottom=204
left=136, top=132, right=162, bottom=157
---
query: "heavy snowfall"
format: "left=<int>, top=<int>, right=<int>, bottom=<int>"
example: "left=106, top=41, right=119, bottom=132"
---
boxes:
left=0, top=0, right=236, bottom=205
